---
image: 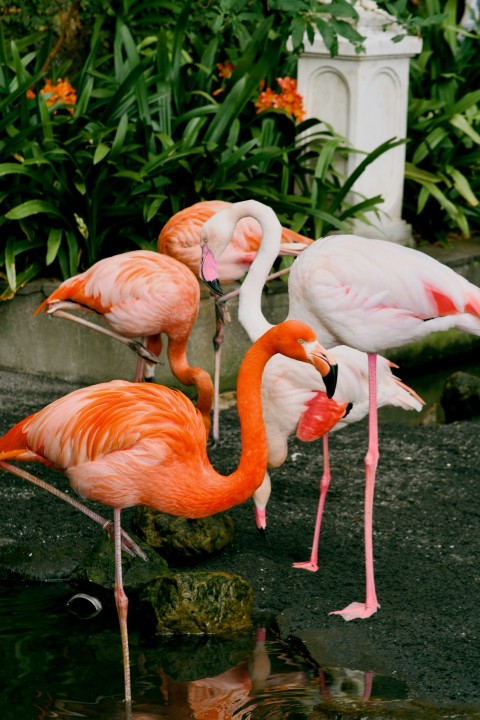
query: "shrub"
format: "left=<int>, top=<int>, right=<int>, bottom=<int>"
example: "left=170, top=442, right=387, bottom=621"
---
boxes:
left=0, top=1, right=398, bottom=298
left=381, top=0, right=480, bottom=244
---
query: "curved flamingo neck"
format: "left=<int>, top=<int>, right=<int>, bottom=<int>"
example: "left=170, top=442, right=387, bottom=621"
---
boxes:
left=167, top=343, right=214, bottom=434
left=203, top=329, right=280, bottom=514
left=234, top=203, right=282, bottom=342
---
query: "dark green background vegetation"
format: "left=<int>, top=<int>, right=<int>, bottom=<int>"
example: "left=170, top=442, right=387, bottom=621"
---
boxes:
left=0, top=0, right=479, bottom=297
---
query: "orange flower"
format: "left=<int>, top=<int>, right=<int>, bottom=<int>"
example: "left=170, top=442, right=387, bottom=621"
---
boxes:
left=255, top=76, right=305, bottom=122
left=255, top=87, right=279, bottom=114
left=217, top=61, right=234, bottom=80
left=213, top=62, right=235, bottom=96
left=26, top=78, right=77, bottom=114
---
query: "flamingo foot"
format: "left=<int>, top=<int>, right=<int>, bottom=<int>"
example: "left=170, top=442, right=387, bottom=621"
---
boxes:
left=329, top=601, right=380, bottom=621
left=292, top=560, right=319, bottom=572
left=102, top=521, right=147, bottom=561
left=127, top=340, right=161, bottom=364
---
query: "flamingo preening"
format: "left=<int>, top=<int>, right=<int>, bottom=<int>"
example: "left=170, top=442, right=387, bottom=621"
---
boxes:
left=200, top=201, right=423, bottom=575
left=158, top=200, right=312, bottom=443
left=0, top=320, right=337, bottom=712
left=35, top=250, right=214, bottom=437
left=200, top=198, right=480, bottom=621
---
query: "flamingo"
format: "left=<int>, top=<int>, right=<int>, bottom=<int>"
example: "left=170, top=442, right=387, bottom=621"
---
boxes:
left=200, top=198, right=480, bottom=621
left=0, top=320, right=337, bottom=712
left=158, top=200, right=313, bottom=443
left=35, top=250, right=214, bottom=437
left=253, top=345, right=423, bottom=571
left=200, top=200, right=423, bottom=572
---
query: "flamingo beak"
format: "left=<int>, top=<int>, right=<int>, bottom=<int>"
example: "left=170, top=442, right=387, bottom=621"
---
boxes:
left=311, top=348, right=338, bottom=399
left=200, top=242, right=224, bottom=296
left=322, top=362, right=338, bottom=399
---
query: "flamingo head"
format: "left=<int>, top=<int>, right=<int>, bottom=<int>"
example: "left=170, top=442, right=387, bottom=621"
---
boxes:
left=266, top=320, right=338, bottom=399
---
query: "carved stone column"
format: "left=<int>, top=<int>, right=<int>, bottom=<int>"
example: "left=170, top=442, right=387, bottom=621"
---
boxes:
left=297, top=1, right=422, bottom=244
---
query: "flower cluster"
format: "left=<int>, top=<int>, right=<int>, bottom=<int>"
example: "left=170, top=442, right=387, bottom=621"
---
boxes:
left=255, top=77, right=305, bottom=122
left=27, top=78, right=77, bottom=114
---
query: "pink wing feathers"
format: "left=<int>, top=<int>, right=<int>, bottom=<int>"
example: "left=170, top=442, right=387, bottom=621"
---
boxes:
left=296, top=392, right=349, bottom=442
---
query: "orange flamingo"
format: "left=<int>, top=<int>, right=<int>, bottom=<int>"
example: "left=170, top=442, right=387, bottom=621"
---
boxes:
left=158, top=200, right=313, bottom=443
left=0, top=320, right=337, bottom=713
left=35, top=250, right=214, bottom=437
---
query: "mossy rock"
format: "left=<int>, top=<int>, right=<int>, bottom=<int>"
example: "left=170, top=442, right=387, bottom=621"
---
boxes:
left=133, top=507, right=235, bottom=564
left=70, top=532, right=170, bottom=595
left=142, top=570, right=254, bottom=637
left=440, top=371, right=480, bottom=423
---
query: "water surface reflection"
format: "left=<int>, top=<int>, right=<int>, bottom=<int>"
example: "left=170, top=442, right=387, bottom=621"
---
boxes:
left=1, top=583, right=408, bottom=719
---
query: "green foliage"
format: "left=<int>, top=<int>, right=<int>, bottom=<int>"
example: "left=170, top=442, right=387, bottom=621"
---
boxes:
left=0, top=1, right=397, bottom=297
left=388, top=0, right=480, bottom=243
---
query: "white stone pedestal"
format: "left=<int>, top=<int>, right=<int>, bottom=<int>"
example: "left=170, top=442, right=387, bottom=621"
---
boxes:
left=297, top=2, right=422, bottom=244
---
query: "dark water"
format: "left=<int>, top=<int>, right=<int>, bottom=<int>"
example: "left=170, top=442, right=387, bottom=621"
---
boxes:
left=0, top=582, right=412, bottom=719
left=378, top=355, right=480, bottom=426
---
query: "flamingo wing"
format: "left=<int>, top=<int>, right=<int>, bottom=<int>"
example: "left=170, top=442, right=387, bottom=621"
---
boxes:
left=0, top=381, right=210, bottom=512
left=289, top=235, right=480, bottom=353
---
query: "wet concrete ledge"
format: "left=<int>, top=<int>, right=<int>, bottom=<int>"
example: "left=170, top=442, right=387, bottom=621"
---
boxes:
left=1, top=238, right=480, bottom=388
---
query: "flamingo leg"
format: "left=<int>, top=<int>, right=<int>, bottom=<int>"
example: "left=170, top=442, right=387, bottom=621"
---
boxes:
left=48, top=307, right=160, bottom=364
left=0, top=461, right=146, bottom=560
left=330, top=353, right=380, bottom=620
left=293, top=433, right=331, bottom=572
left=212, top=344, right=221, bottom=447
left=362, top=670, right=374, bottom=701
left=211, top=297, right=229, bottom=446
left=113, top=508, right=133, bottom=716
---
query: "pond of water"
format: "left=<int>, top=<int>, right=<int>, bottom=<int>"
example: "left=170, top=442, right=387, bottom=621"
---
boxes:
left=2, top=581, right=479, bottom=720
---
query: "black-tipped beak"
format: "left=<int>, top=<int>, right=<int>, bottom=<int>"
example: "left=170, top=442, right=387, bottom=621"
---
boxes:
left=200, top=241, right=225, bottom=296
left=203, top=277, right=224, bottom=296
left=323, top=362, right=338, bottom=399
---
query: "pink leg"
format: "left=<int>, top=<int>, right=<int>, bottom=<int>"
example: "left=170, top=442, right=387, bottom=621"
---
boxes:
left=133, top=354, right=145, bottom=383
left=113, top=508, right=133, bottom=713
left=211, top=298, right=227, bottom=447
left=330, top=353, right=380, bottom=620
left=293, top=434, right=331, bottom=572
left=0, top=461, right=146, bottom=560
left=212, top=343, right=221, bottom=446
left=48, top=306, right=159, bottom=364
left=362, top=670, right=373, bottom=701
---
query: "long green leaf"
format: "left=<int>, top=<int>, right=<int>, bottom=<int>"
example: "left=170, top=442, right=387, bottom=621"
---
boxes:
left=46, top=228, right=63, bottom=265
left=449, top=113, right=480, bottom=145
left=204, top=43, right=281, bottom=145
left=5, top=237, right=16, bottom=291
left=109, top=113, right=130, bottom=160
left=0, top=163, right=31, bottom=177
left=6, top=200, right=66, bottom=220
left=446, top=166, right=479, bottom=206
left=328, top=138, right=405, bottom=214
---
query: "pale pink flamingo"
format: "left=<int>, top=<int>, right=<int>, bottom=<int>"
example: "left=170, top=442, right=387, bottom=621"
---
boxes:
left=200, top=198, right=480, bottom=621
left=0, top=320, right=337, bottom=711
left=200, top=200, right=423, bottom=573
left=158, top=200, right=312, bottom=442
left=35, top=250, right=214, bottom=437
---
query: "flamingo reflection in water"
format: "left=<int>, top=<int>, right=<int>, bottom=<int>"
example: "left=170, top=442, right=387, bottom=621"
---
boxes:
left=41, top=628, right=375, bottom=718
